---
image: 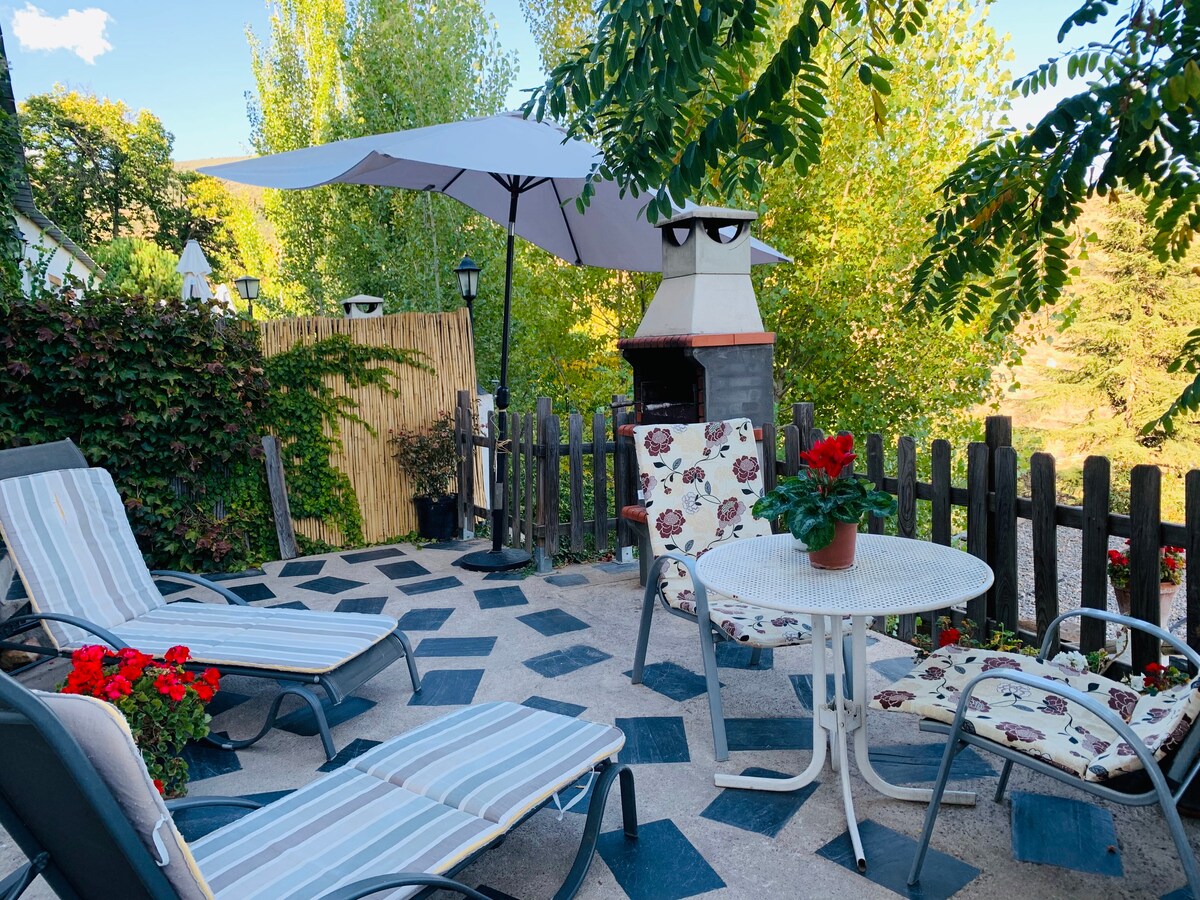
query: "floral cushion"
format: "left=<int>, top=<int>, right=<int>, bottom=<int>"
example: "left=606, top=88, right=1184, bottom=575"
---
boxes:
left=634, top=419, right=813, bottom=648
left=871, top=647, right=1200, bottom=783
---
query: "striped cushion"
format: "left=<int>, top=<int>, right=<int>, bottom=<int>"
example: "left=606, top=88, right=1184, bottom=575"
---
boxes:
left=0, top=468, right=167, bottom=648
left=105, top=604, right=399, bottom=674
left=190, top=767, right=502, bottom=900
left=350, top=702, right=625, bottom=827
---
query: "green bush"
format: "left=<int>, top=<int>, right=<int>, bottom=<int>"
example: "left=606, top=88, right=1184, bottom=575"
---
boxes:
left=0, top=289, right=272, bottom=570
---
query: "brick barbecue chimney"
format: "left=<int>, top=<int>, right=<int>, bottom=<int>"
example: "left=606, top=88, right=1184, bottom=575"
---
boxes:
left=618, top=207, right=774, bottom=428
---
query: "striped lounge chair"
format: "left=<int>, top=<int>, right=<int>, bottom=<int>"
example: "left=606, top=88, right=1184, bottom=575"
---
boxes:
left=0, top=446, right=421, bottom=761
left=0, top=671, right=637, bottom=899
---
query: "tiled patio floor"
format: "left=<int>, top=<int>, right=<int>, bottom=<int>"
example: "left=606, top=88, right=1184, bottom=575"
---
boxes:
left=3, top=539, right=1196, bottom=899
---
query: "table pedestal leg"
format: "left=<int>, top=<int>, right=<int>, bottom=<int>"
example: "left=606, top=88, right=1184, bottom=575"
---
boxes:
left=829, top=614, right=866, bottom=870
left=846, top=617, right=977, bottom=808
left=714, top=616, right=830, bottom=792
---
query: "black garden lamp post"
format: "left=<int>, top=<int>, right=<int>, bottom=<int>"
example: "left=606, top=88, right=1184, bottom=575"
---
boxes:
left=234, top=274, right=261, bottom=318
left=454, top=255, right=479, bottom=324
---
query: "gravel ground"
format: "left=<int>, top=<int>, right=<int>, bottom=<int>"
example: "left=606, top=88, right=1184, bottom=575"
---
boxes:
left=1014, top=521, right=1187, bottom=646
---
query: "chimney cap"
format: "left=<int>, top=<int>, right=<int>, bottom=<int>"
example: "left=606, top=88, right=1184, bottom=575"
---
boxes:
left=657, top=206, right=757, bottom=229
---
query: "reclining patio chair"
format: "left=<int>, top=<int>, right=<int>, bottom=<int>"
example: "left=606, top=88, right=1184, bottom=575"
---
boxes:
left=871, top=608, right=1200, bottom=897
left=0, top=440, right=421, bottom=761
left=631, top=418, right=850, bottom=761
left=0, top=669, right=637, bottom=899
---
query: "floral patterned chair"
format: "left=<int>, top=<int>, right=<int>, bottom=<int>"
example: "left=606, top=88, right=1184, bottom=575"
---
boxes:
left=872, top=608, right=1200, bottom=896
left=631, top=418, right=839, bottom=761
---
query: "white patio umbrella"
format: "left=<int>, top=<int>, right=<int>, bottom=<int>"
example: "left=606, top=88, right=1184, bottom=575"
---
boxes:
left=199, top=112, right=789, bottom=571
left=177, top=239, right=213, bottom=302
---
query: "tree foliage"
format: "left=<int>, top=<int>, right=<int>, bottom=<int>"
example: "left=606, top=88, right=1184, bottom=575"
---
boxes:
left=0, top=35, right=24, bottom=297
left=19, top=87, right=178, bottom=249
left=91, top=236, right=182, bottom=299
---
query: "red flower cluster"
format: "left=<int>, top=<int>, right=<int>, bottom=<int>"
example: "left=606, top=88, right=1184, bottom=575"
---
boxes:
left=799, top=434, right=856, bottom=481
left=937, top=627, right=962, bottom=648
left=1108, top=541, right=1186, bottom=587
left=60, top=644, right=220, bottom=705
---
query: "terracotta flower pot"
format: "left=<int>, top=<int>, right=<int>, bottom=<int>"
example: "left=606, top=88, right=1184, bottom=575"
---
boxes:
left=809, top=521, right=857, bottom=570
left=1112, top=581, right=1179, bottom=628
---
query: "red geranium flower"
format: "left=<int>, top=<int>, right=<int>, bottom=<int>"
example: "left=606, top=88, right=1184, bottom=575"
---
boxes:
left=938, top=627, right=962, bottom=648
left=163, top=646, right=190, bottom=666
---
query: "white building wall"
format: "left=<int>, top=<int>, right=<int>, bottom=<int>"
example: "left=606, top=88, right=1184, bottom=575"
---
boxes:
left=15, top=212, right=94, bottom=295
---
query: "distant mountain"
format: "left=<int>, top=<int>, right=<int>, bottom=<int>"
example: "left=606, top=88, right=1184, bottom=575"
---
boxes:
left=176, top=157, right=265, bottom=205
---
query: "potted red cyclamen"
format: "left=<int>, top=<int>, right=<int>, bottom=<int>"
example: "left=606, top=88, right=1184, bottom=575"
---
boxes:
left=752, top=434, right=896, bottom=569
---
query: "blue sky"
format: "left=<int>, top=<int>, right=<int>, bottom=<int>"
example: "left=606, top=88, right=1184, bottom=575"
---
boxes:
left=0, top=0, right=1111, bottom=161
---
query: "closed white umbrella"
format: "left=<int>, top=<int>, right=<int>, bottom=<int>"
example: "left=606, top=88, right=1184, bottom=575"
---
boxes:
left=199, top=112, right=790, bottom=572
left=177, top=239, right=213, bottom=302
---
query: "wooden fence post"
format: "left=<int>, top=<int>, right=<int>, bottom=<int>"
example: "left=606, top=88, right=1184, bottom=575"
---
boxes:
left=522, top=413, right=535, bottom=554
left=761, top=421, right=778, bottom=494
left=867, top=433, right=885, bottom=536
left=1080, top=456, right=1111, bottom=653
left=1187, top=470, right=1200, bottom=669
left=612, top=395, right=635, bottom=563
left=1130, top=465, right=1162, bottom=671
left=534, top=397, right=554, bottom=572
left=261, top=435, right=299, bottom=561
left=782, top=425, right=801, bottom=476
left=593, top=411, right=609, bottom=554
left=456, top=390, right=475, bottom=539
left=966, top=442, right=990, bottom=628
left=984, top=416, right=1012, bottom=622
left=793, top=403, right=814, bottom=453
left=1030, top=452, right=1059, bottom=656
left=542, top=412, right=562, bottom=569
left=896, top=435, right=917, bottom=641
left=568, top=413, right=585, bottom=554
left=993, top=446, right=1019, bottom=636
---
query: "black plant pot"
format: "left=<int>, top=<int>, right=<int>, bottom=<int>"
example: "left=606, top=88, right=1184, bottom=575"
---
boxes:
left=414, top=494, right=458, bottom=541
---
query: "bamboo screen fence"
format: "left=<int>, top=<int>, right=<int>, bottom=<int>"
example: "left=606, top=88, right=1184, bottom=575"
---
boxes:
left=259, top=310, right=480, bottom=545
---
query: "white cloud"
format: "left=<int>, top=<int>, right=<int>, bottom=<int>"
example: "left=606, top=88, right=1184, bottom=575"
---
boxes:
left=11, top=3, right=112, bottom=65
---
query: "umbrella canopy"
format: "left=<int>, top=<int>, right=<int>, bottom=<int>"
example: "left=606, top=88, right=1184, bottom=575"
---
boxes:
left=177, top=239, right=213, bottom=301
left=198, top=112, right=788, bottom=272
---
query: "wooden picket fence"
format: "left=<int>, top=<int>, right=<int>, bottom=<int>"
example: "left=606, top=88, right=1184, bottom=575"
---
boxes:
left=453, top=396, right=1199, bottom=673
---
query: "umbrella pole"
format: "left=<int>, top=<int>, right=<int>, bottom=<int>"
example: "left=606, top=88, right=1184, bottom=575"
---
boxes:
left=459, top=180, right=532, bottom=573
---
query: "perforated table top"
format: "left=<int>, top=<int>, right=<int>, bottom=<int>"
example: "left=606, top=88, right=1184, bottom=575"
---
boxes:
left=695, top=533, right=994, bottom=618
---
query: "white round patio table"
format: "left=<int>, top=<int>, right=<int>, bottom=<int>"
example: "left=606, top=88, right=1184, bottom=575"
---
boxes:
left=695, top=532, right=994, bottom=871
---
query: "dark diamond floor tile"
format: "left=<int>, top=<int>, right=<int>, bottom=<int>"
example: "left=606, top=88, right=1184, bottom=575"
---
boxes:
left=408, top=669, right=484, bottom=706
left=871, top=656, right=918, bottom=683
left=517, top=608, right=589, bottom=637
left=334, top=596, right=388, bottom=615
left=593, top=560, right=638, bottom=574
left=279, top=560, right=325, bottom=578
left=173, top=788, right=296, bottom=842
left=6, top=579, right=27, bottom=600
left=297, top=575, right=367, bottom=595
left=342, top=547, right=405, bottom=564
left=396, top=607, right=454, bottom=631
left=623, top=661, right=715, bottom=702
left=205, top=690, right=251, bottom=718
left=789, top=673, right=842, bottom=711
left=715, top=643, right=773, bottom=670
left=182, top=742, right=242, bottom=781
left=1162, top=888, right=1194, bottom=900
left=816, top=819, right=979, bottom=899
left=415, top=637, right=497, bottom=657
left=268, top=600, right=309, bottom=610
left=598, top=818, right=724, bottom=900
left=155, top=579, right=190, bottom=596
left=205, top=568, right=265, bottom=582
left=524, top=644, right=611, bottom=678
left=425, top=539, right=475, bottom=551
left=726, top=718, right=812, bottom=752
left=867, top=743, right=996, bottom=785
left=546, top=573, right=588, bottom=587
left=1010, top=791, right=1122, bottom=877
left=700, top=767, right=818, bottom=837
left=376, top=560, right=432, bottom=580
left=482, top=570, right=526, bottom=581
left=399, top=576, right=463, bottom=596
left=275, top=696, right=376, bottom=736
left=229, top=582, right=275, bottom=603
left=318, top=738, right=382, bottom=773
left=522, top=696, right=586, bottom=717
left=475, top=586, right=529, bottom=609
left=615, top=716, right=689, bottom=764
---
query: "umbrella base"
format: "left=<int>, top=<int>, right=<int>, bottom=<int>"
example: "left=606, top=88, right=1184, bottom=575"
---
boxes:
left=457, top=546, right=531, bottom=573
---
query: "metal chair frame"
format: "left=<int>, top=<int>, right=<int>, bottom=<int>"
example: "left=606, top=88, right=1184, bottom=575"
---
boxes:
left=910, top=608, right=1200, bottom=896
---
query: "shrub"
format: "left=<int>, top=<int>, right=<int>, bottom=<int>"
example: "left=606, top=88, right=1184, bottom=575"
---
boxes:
left=389, top=413, right=458, bottom=499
